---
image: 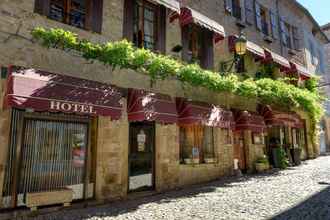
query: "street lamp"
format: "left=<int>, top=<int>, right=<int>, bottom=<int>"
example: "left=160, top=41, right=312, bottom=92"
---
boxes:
left=220, top=32, right=247, bottom=73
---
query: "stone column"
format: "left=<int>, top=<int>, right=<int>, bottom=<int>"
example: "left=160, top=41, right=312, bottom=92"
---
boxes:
left=217, top=128, right=234, bottom=176
left=94, top=99, right=129, bottom=201
left=0, top=77, right=11, bottom=207
left=155, top=124, right=180, bottom=192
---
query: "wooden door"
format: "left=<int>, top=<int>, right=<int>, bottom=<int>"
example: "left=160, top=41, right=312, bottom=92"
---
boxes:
left=234, top=131, right=246, bottom=170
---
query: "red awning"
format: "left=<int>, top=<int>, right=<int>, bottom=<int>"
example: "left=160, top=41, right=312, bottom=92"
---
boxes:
left=264, top=48, right=291, bottom=71
left=228, top=36, right=265, bottom=60
left=234, top=111, right=266, bottom=133
left=176, top=98, right=234, bottom=128
left=180, top=7, right=225, bottom=43
left=259, top=105, right=304, bottom=128
left=127, top=89, right=178, bottom=124
left=289, top=62, right=311, bottom=80
left=4, top=68, right=123, bottom=119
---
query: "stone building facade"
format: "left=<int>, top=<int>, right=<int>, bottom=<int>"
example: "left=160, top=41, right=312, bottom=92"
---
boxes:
left=0, top=0, right=327, bottom=211
left=320, top=23, right=330, bottom=153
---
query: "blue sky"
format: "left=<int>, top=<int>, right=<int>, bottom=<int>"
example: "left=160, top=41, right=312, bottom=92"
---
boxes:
left=297, top=0, right=330, bottom=26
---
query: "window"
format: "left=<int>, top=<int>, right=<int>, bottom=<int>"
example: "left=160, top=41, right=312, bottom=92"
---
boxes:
left=225, top=0, right=242, bottom=20
left=49, top=0, right=87, bottom=29
left=124, top=0, right=166, bottom=53
left=34, top=0, right=103, bottom=33
left=284, top=23, right=292, bottom=49
left=182, top=24, right=214, bottom=69
left=245, top=0, right=254, bottom=25
left=133, top=0, right=158, bottom=50
left=179, top=125, right=215, bottom=163
left=292, top=128, right=306, bottom=148
left=280, top=20, right=292, bottom=48
left=270, top=11, right=278, bottom=39
left=292, top=27, right=301, bottom=50
left=256, top=3, right=269, bottom=36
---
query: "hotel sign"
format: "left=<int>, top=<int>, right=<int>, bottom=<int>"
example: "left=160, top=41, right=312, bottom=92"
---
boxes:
left=50, top=101, right=96, bottom=115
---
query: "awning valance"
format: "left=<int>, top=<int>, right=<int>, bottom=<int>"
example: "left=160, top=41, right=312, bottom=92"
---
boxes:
left=234, top=111, right=266, bottom=133
left=153, top=0, right=180, bottom=13
left=228, top=36, right=265, bottom=59
left=4, top=68, right=123, bottom=119
left=289, top=62, right=311, bottom=80
left=176, top=98, right=234, bottom=128
left=180, top=7, right=225, bottom=43
left=127, top=89, right=178, bottom=124
left=264, top=49, right=291, bottom=71
left=259, top=105, right=304, bottom=128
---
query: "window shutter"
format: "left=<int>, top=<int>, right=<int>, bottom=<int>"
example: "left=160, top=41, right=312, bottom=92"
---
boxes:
left=245, top=0, right=254, bottom=25
left=156, top=6, right=167, bottom=54
left=279, top=19, right=287, bottom=46
left=255, top=2, right=262, bottom=30
left=200, top=30, right=214, bottom=70
left=91, top=0, right=103, bottom=33
left=270, top=11, right=278, bottom=39
left=224, top=0, right=233, bottom=14
left=123, top=0, right=134, bottom=41
left=34, top=0, right=50, bottom=16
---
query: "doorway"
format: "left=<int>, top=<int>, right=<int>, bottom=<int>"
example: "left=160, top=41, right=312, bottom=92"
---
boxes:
left=128, top=122, right=155, bottom=192
left=234, top=131, right=247, bottom=171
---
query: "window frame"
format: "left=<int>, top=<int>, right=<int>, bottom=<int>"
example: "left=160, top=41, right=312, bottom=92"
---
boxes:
left=48, top=0, right=91, bottom=30
left=179, top=124, right=216, bottom=164
left=133, top=0, right=159, bottom=51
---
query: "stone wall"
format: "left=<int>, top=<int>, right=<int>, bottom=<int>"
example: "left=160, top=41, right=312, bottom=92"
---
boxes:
left=95, top=100, right=129, bottom=201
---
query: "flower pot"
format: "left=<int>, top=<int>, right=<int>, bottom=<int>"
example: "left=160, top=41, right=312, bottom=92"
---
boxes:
left=291, top=148, right=302, bottom=166
left=255, top=162, right=269, bottom=173
left=184, top=159, right=193, bottom=164
left=204, top=158, right=215, bottom=163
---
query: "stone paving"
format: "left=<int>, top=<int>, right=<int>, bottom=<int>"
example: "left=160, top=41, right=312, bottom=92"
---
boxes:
left=20, top=156, right=330, bottom=220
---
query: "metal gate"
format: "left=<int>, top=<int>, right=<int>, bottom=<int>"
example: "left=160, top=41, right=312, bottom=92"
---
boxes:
left=2, top=110, right=92, bottom=208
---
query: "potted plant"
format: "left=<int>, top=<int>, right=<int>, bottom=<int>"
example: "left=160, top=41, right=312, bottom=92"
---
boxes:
left=291, top=146, right=302, bottom=166
left=255, top=155, right=270, bottom=173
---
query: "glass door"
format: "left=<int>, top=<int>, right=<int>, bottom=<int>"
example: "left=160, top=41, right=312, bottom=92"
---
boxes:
left=128, top=122, right=155, bottom=192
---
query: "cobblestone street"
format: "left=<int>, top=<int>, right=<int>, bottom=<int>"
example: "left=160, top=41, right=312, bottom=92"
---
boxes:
left=20, top=155, right=330, bottom=220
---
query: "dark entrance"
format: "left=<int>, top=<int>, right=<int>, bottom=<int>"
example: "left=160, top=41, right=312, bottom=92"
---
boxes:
left=234, top=131, right=247, bottom=171
left=128, top=122, right=155, bottom=192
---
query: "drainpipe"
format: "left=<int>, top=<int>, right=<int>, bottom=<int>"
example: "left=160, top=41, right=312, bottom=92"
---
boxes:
left=276, top=0, right=284, bottom=56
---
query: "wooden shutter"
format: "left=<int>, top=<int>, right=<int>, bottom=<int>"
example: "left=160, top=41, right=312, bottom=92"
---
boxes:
left=123, top=0, right=134, bottom=41
left=91, top=0, right=103, bottom=33
left=270, top=11, right=278, bottom=39
left=200, top=29, right=214, bottom=70
left=255, top=2, right=262, bottom=30
left=225, top=0, right=233, bottom=14
left=34, top=0, right=50, bottom=16
left=280, top=19, right=287, bottom=46
left=245, top=0, right=254, bottom=25
left=156, top=6, right=167, bottom=54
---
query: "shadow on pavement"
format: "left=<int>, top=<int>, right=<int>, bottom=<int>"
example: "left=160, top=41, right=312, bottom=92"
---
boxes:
left=21, top=170, right=283, bottom=220
left=271, top=185, right=330, bottom=220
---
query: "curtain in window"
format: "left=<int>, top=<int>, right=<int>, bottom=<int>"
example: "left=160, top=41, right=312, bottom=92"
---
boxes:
left=180, top=125, right=215, bottom=162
